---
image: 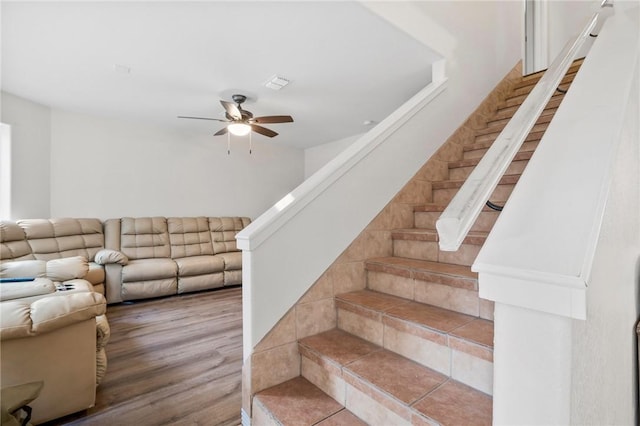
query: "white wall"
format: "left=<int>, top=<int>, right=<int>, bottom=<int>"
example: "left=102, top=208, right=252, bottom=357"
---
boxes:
left=1, top=92, right=51, bottom=218
left=570, top=38, right=639, bottom=425
left=1, top=92, right=305, bottom=221
left=547, top=1, right=600, bottom=64
left=304, top=133, right=362, bottom=178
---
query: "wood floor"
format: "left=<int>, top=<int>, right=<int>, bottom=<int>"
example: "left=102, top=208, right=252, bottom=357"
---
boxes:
left=43, top=286, right=243, bottom=426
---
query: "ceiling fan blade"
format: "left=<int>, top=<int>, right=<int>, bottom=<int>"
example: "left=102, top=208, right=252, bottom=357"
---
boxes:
left=250, top=124, right=278, bottom=138
left=220, top=100, right=242, bottom=120
left=214, top=127, right=229, bottom=136
left=251, top=115, right=294, bottom=124
left=178, top=115, right=228, bottom=122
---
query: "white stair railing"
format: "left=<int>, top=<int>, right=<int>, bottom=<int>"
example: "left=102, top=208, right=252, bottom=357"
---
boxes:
left=436, top=1, right=612, bottom=252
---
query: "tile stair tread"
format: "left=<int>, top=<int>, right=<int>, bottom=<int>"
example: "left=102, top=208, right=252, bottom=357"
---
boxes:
left=470, top=130, right=543, bottom=149
left=492, top=95, right=564, bottom=120
left=432, top=174, right=519, bottom=190
left=510, top=72, right=577, bottom=98
left=449, top=151, right=533, bottom=169
left=299, top=329, right=492, bottom=424
left=254, top=376, right=348, bottom=425
left=485, top=106, right=557, bottom=128
left=512, top=64, right=580, bottom=90
left=365, top=257, right=478, bottom=280
left=332, top=292, right=495, bottom=355
left=474, top=119, right=549, bottom=137
left=413, top=203, right=503, bottom=213
left=391, top=228, right=488, bottom=245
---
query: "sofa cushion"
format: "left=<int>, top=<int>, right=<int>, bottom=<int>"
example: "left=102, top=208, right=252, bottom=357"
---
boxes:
left=121, top=259, right=177, bottom=282
left=1, top=257, right=88, bottom=282
left=215, top=252, right=242, bottom=270
left=168, top=217, right=214, bottom=258
left=209, top=217, right=251, bottom=254
left=0, top=278, right=56, bottom=302
left=120, top=217, right=170, bottom=260
left=0, top=260, right=46, bottom=279
left=17, top=218, right=104, bottom=261
left=0, top=222, right=35, bottom=261
left=45, top=256, right=89, bottom=281
left=174, top=255, right=224, bottom=277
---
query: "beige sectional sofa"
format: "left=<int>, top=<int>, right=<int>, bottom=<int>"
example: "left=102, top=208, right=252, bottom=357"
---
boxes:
left=103, top=216, right=250, bottom=303
left=0, top=216, right=250, bottom=304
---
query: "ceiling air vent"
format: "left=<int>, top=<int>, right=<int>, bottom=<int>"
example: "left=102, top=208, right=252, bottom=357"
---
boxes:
left=265, top=75, right=290, bottom=91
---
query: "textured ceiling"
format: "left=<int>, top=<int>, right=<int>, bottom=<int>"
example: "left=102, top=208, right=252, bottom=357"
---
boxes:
left=1, top=1, right=440, bottom=149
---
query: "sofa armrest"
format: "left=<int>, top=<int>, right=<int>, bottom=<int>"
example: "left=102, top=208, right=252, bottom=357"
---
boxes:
left=0, top=292, right=106, bottom=340
left=104, top=263, right=124, bottom=304
left=94, top=249, right=128, bottom=266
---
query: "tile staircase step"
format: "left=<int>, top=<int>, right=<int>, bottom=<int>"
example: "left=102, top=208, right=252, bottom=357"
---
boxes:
left=413, top=203, right=501, bottom=233
left=362, top=258, right=493, bottom=318
left=510, top=70, right=578, bottom=98
left=485, top=106, right=557, bottom=129
left=449, top=150, right=533, bottom=180
left=253, top=376, right=366, bottom=426
left=492, top=94, right=564, bottom=121
left=432, top=174, right=520, bottom=205
left=513, top=63, right=581, bottom=90
left=474, top=119, right=549, bottom=138
left=392, top=229, right=487, bottom=245
left=299, top=328, right=492, bottom=425
left=464, top=137, right=540, bottom=160
left=390, top=229, right=487, bottom=266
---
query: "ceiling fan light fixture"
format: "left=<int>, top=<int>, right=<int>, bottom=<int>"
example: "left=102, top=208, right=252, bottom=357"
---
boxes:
left=228, top=122, right=251, bottom=136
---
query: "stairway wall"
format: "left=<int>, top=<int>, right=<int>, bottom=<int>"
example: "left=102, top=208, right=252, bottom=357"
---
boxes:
left=243, top=62, right=523, bottom=416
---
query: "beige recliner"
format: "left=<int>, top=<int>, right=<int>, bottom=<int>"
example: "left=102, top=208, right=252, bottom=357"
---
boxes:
left=0, top=282, right=107, bottom=424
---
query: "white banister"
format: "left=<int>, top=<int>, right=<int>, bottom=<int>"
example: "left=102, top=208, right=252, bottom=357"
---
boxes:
left=436, top=6, right=607, bottom=252
left=475, top=3, right=639, bottom=423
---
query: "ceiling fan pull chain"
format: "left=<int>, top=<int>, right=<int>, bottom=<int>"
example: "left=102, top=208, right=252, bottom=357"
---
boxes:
left=249, top=132, right=253, bottom=154
left=227, top=132, right=231, bottom=155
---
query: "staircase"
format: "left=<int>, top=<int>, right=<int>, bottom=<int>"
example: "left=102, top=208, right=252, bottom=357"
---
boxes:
left=251, top=59, right=584, bottom=426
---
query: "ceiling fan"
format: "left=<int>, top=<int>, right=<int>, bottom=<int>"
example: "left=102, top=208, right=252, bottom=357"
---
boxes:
left=178, top=94, right=293, bottom=138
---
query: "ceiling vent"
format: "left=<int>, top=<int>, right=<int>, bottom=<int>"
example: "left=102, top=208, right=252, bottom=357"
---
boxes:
left=265, top=75, right=290, bottom=91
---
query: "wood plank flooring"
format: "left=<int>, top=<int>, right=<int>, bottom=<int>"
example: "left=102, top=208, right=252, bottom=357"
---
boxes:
left=43, top=286, right=243, bottom=426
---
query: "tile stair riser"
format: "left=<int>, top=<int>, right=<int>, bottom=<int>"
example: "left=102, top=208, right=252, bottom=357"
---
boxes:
left=433, top=182, right=515, bottom=205
left=485, top=107, right=555, bottom=130
left=463, top=139, right=539, bottom=159
left=449, top=157, right=529, bottom=180
left=510, top=69, right=578, bottom=96
left=365, top=269, right=491, bottom=319
left=334, top=302, right=493, bottom=394
left=251, top=399, right=281, bottom=426
left=473, top=127, right=545, bottom=145
left=492, top=96, right=564, bottom=121
left=392, top=239, right=481, bottom=267
left=514, top=65, right=579, bottom=88
left=300, top=350, right=347, bottom=405
left=474, top=120, right=549, bottom=138
left=414, top=210, right=500, bottom=233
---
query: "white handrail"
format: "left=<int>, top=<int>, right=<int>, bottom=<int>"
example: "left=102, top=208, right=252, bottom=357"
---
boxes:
left=436, top=7, right=606, bottom=252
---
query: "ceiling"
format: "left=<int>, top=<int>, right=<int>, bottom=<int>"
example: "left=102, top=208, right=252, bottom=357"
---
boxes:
left=1, top=1, right=439, bottom=149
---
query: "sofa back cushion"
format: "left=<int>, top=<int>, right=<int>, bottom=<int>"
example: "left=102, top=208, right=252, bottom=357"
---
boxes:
left=208, top=217, right=251, bottom=254
left=16, top=218, right=103, bottom=261
left=120, top=217, right=170, bottom=260
left=167, top=217, right=213, bottom=259
left=0, top=221, right=35, bottom=261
